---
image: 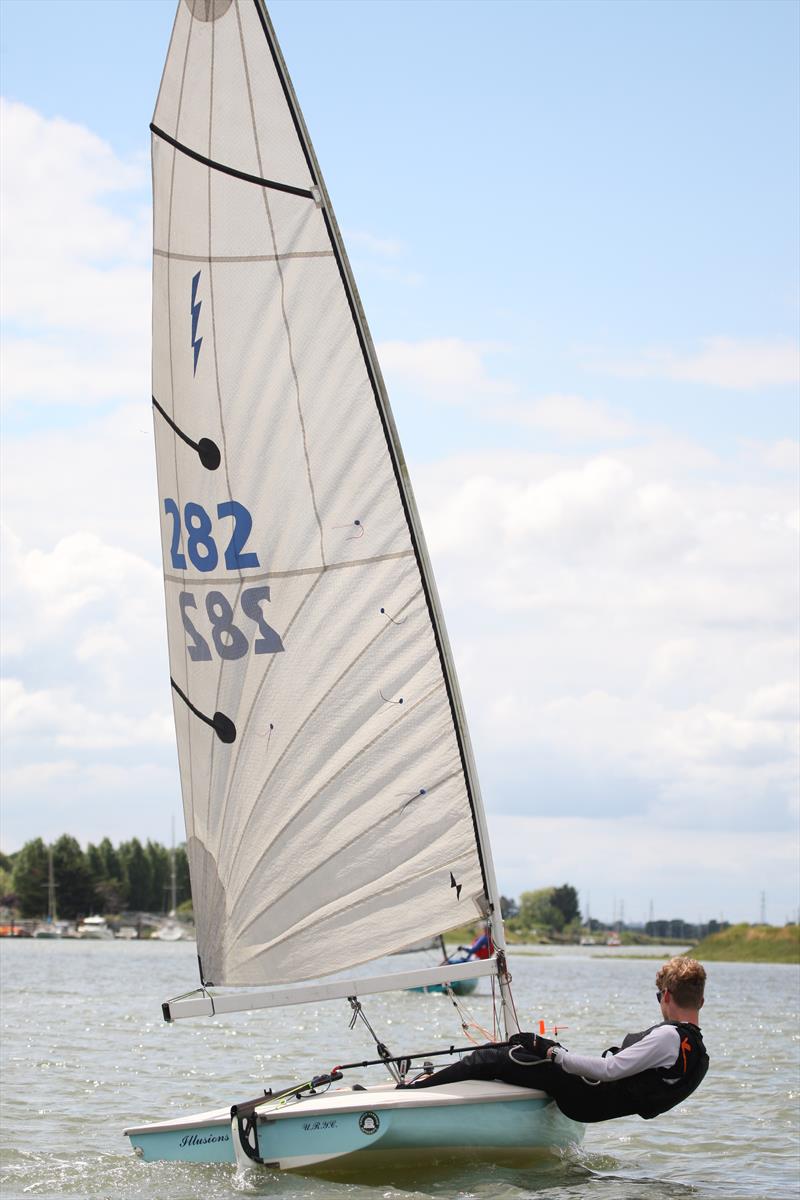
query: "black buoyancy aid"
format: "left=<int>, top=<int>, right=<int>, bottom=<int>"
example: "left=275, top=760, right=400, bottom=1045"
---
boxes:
left=607, top=1021, right=709, bottom=1119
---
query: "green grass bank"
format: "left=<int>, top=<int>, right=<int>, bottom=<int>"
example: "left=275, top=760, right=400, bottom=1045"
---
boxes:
left=689, top=923, right=799, bottom=964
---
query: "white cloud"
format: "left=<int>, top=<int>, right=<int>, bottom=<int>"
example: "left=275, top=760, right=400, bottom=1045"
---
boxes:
left=379, top=337, right=514, bottom=404
left=497, top=394, right=637, bottom=441
left=345, top=231, right=424, bottom=287
left=1, top=402, right=159, bottom=558
left=595, top=337, right=800, bottom=390
left=413, top=442, right=799, bottom=846
left=0, top=758, right=181, bottom=850
left=752, top=439, right=799, bottom=473
left=2, top=335, right=146, bottom=406
left=1, top=520, right=178, bottom=847
left=421, top=455, right=701, bottom=563
left=0, top=521, right=173, bottom=842
left=0, top=97, right=170, bottom=850
left=745, top=682, right=799, bottom=722
left=0, top=99, right=150, bottom=410
left=345, top=230, right=404, bottom=259
left=0, top=759, right=80, bottom=793
left=2, top=525, right=168, bottom=701
left=1, top=678, right=173, bottom=750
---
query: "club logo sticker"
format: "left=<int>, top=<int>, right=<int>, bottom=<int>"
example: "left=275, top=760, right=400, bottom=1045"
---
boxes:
left=359, top=1111, right=380, bottom=1136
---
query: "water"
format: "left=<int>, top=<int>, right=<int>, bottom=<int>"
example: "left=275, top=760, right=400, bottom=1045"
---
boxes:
left=1, top=941, right=797, bottom=1199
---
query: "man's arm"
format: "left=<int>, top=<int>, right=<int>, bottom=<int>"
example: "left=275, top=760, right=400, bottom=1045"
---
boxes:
left=551, top=1025, right=680, bottom=1082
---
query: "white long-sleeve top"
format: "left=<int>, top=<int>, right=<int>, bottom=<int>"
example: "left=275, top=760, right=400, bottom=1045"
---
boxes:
left=551, top=1024, right=681, bottom=1082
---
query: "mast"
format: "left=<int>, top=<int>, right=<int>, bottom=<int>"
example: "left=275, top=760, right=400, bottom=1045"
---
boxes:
left=46, top=845, right=57, bottom=923
left=252, top=0, right=517, bottom=1035
left=169, top=816, right=177, bottom=917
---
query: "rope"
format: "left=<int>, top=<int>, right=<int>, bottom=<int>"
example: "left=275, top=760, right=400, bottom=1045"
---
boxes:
left=442, top=983, right=496, bottom=1045
left=164, top=985, right=216, bottom=1017
left=508, top=1045, right=551, bottom=1066
left=347, top=997, right=402, bottom=1083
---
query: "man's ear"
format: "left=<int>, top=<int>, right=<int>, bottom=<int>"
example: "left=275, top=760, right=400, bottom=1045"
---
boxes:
left=698, top=996, right=705, bottom=1010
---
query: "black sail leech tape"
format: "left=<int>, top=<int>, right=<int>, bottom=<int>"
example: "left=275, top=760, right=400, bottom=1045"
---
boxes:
left=149, top=123, right=314, bottom=198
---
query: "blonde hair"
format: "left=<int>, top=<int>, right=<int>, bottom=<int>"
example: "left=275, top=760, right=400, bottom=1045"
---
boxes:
left=656, top=956, right=706, bottom=1008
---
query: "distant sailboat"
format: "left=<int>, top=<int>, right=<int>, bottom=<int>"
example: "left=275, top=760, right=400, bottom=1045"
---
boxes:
left=33, top=846, right=62, bottom=938
left=153, top=818, right=188, bottom=941
left=409, top=931, right=490, bottom=995
left=125, top=0, right=583, bottom=1173
left=578, top=896, right=596, bottom=945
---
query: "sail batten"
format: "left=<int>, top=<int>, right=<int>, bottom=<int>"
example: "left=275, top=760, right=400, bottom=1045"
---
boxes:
left=154, top=248, right=335, bottom=264
left=163, top=549, right=415, bottom=586
left=152, top=0, right=503, bottom=991
left=150, top=122, right=316, bottom=197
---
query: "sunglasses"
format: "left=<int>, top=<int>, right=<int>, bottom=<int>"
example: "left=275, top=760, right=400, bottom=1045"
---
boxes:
left=656, top=989, right=668, bottom=1002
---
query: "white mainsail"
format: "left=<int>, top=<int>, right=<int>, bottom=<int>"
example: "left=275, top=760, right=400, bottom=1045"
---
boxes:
left=152, top=0, right=503, bottom=994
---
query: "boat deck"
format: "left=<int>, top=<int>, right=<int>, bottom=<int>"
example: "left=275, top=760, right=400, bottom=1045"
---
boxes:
left=125, top=1078, right=551, bottom=1136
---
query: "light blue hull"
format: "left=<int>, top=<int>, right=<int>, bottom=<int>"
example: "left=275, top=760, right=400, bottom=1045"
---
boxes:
left=126, top=1082, right=583, bottom=1173
left=408, top=976, right=478, bottom=996
left=130, top=1120, right=235, bottom=1164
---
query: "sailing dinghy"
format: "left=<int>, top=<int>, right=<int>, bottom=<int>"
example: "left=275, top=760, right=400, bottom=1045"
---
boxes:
left=125, top=0, right=584, bottom=1174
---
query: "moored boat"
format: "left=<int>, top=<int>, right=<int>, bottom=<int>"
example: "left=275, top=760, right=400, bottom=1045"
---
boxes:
left=151, top=920, right=185, bottom=941
left=76, top=916, right=114, bottom=940
left=33, top=921, right=64, bottom=939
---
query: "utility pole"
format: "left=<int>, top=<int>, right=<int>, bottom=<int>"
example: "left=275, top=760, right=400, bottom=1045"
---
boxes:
left=759, top=891, right=766, bottom=926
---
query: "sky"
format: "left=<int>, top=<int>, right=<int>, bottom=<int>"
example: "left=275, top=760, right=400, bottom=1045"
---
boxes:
left=1, top=0, right=798, bottom=927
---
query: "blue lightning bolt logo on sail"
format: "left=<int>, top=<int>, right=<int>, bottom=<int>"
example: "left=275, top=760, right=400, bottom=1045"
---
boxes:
left=190, top=271, right=203, bottom=375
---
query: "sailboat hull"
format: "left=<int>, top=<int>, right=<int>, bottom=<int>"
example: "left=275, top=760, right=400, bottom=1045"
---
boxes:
left=408, top=977, right=479, bottom=996
left=125, top=1080, right=583, bottom=1172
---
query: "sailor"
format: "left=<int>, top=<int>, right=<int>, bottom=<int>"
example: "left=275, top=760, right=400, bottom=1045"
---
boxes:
left=465, top=929, right=493, bottom=960
left=403, top=956, right=709, bottom=1123
left=449, top=926, right=493, bottom=963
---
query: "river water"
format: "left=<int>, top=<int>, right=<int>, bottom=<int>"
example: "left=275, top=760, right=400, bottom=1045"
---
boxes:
left=1, top=940, right=797, bottom=1199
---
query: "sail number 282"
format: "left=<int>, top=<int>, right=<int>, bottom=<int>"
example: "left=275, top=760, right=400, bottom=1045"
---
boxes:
left=164, top=497, right=284, bottom=660
left=179, top=588, right=284, bottom=660
left=164, top=498, right=259, bottom=571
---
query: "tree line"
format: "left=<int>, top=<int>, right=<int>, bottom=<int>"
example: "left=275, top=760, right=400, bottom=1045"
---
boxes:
left=1, top=838, right=582, bottom=932
left=500, top=885, right=582, bottom=933
left=0, top=836, right=191, bottom=920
